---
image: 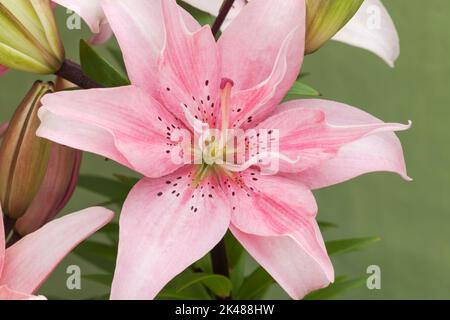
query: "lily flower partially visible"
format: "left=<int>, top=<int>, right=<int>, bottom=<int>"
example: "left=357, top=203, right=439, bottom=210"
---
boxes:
left=37, top=0, right=410, bottom=300
left=184, top=0, right=400, bottom=67
left=52, top=0, right=112, bottom=44
left=0, top=206, right=114, bottom=300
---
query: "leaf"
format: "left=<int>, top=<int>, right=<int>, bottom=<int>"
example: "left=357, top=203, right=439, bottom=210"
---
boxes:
left=235, top=267, right=274, bottom=300
left=177, top=1, right=215, bottom=26
left=224, top=231, right=245, bottom=268
left=194, top=254, right=213, bottom=274
left=85, top=294, right=110, bottom=301
left=77, top=174, right=131, bottom=202
left=326, top=237, right=381, bottom=256
left=157, top=290, right=210, bottom=300
left=297, top=72, right=310, bottom=79
left=83, top=274, right=113, bottom=287
left=304, top=276, right=366, bottom=300
left=318, top=220, right=338, bottom=230
left=230, top=251, right=247, bottom=295
left=98, top=222, right=119, bottom=244
left=72, top=240, right=117, bottom=273
left=113, top=174, right=140, bottom=187
left=163, top=270, right=213, bottom=300
left=176, top=273, right=233, bottom=298
left=107, top=46, right=127, bottom=74
left=80, top=40, right=130, bottom=87
left=284, top=81, right=321, bottom=101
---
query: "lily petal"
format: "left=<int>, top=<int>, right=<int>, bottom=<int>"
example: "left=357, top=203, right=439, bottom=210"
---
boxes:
left=101, top=0, right=201, bottom=96
left=257, top=101, right=410, bottom=173
left=0, top=285, right=46, bottom=300
left=53, top=0, right=111, bottom=44
left=278, top=99, right=410, bottom=189
left=332, top=0, right=400, bottom=67
left=231, top=226, right=332, bottom=300
left=228, top=26, right=304, bottom=129
left=222, top=170, right=333, bottom=299
left=88, top=22, right=113, bottom=45
left=219, top=0, right=305, bottom=110
left=37, top=86, right=187, bottom=178
left=182, top=0, right=222, bottom=15
left=158, top=0, right=221, bottom=128
left=0, top=207, right=113, bottom=294
left=111, top=168, right=231, bottom=300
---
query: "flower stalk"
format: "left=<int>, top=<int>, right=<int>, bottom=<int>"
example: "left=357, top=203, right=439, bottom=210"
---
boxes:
left=211, top=0, right=236, bottom=37
left=55, top=59, right=102, bottom=89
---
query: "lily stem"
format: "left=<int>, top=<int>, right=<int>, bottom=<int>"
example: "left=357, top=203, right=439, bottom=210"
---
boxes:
left=211, top=239, right=231, bottom=299
left=211, top=0, right=236, bottom=37
left=55, top=59, right=102, bottom=89
left=211, top=238, right=230, bottom=277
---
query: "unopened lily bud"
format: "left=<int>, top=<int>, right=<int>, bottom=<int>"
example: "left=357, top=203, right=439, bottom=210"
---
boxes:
left=14, top=77, right=81, bottom=235
left=305, top=0, right=364, bottom=54
left=0, top=122, right=8, bottom=139
left=0, top=0, right=64, bottom=74
left=15, top=144, right=82, bottom=235
left=0, top=81, right=54, bottom=219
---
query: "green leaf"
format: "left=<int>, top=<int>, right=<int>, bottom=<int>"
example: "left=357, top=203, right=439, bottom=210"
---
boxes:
left=304, top=276, right=366, bottom=300
left=224, top=231, right=245, bottom=268
left=285, top=81, right=321, bottom=99
left=177, top=1, right=215, bottom=26
left=107, top=46, right=127, bottom=74
left=85, top=294, right=110, bottom=301
left=80, top=40, right=130, bottom=87
left=318, top=220, right=338, bottom=230
left=157, top=290, right=210, bottom=300
left=77, top=174, right=131, bottom=202
left=176, top=273, right=232, bottom=298
left=83, top=274, right=113, bottom=287
left=98, top=222, right=119, bottom=244
left=235, top=267, right=274, bottom=300
left=194, top=254, right=213, bottom=274
left=230, top=251, right=247, bottom=295
left=113, top=174, right=140, bottom=187
left=163, top=270, right=213, bottom=300
left=326, top=237, right=381, bottom=256
left=72, top=240, right=116, bottom=273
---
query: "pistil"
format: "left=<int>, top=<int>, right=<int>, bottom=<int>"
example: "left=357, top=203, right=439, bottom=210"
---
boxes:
left=220, top=78, right=234, bottom=131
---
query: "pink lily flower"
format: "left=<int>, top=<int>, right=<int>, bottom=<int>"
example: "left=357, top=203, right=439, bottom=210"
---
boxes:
left=52, top=0, right=112, bottom=45
left=37, top=0, right=410, bottom=300
left=0, top=206, right=114, bottom=300
left=184, top=0, right=400, bottom=67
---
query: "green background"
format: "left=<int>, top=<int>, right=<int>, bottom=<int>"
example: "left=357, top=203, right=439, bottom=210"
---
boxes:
left=0, top=1, right=448, bottom=299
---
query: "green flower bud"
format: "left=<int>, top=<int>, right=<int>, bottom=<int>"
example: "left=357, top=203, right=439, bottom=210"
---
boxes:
left=306, top=0, right=364, bottom=54
left=0, top=0, right=64, bottom=74
left=0, top=81, right=54, bottom=219
left=15, top=77, right=81, bottom=236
